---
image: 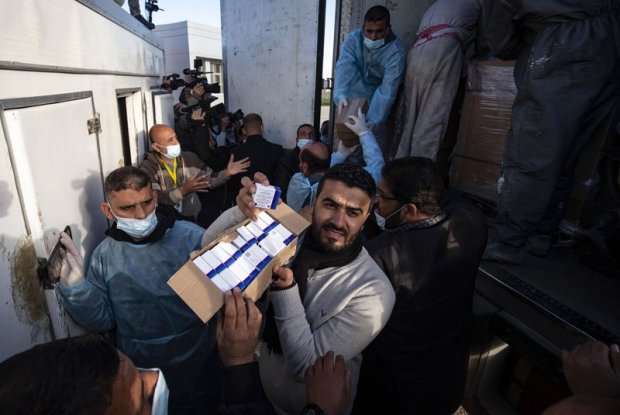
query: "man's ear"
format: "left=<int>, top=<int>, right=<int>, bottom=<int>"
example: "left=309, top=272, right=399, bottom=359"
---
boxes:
left=101, top=202, right=114, bottom=220
left=152, top=190, right=158, bottom=203
left=402, top=203, right=419, bottom=222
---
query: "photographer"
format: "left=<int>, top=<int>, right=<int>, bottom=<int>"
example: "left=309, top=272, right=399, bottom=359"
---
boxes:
left=213, top=112, right=243, bottom=148
left=186, top=107, right=246, bottom=228
left=140, top=124, right=249, bottom=223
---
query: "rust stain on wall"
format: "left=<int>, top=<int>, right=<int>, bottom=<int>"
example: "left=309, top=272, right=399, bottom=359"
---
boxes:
left=10, top=236, right=50, bottom=339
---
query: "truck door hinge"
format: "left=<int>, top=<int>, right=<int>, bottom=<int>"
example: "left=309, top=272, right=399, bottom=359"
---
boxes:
left=87, top=113, right=102, bottom=135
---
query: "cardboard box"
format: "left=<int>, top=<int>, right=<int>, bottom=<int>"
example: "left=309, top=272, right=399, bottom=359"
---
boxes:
left=453, top=60, right=517, bottom=164
left=451, top=60, right=516, bottom=203
left=168, top=203, right=310, bottom=322
left=450, top=155, right=501, bottom=202
left=335, top=98, right=369, bottom=147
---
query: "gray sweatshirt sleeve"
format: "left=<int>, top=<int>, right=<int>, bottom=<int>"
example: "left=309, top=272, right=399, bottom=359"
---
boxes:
left=270, top=277, right=395, bottom=381
left=201, top=206, right=247, bottom=247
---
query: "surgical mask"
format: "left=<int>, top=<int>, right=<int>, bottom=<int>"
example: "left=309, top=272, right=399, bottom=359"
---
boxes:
left=374, top=205, right=404, bottom=231
left=138, top=368, right=169, bottom=415
left=364, top=37, right=385, bottom=50
left=161, top=144, right=181, bottom=159
left=297, top=138, right=313, bottom=149
left=151, top=368, right=169, bottom=415
left=110, top=206, right=158, bottom=239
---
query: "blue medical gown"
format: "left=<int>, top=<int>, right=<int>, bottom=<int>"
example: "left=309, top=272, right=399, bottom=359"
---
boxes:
left=334, top=28, right=406, bottom=126
left=287, top=173, right=319, bottom=212
left=59, top=220, right=219, bottom=406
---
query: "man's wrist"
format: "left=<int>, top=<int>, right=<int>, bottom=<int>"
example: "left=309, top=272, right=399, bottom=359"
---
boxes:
left=270, top=280, right=296, bottom=291
left=221, top=353, right=256, bottom=367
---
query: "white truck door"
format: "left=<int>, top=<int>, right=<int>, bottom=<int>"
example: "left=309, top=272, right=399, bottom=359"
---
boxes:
left=152, top=91, right=175, bottom=126
left=1, top=91, right=108, bottom=348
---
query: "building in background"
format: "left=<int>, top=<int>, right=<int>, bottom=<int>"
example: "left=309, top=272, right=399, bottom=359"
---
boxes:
left=154, top=21, right=223, bottom=104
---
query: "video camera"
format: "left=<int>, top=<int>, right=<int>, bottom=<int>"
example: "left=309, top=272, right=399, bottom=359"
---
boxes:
left=229, top=109, right=244, bottom=123
left=161, top=58, right=221, bottom=94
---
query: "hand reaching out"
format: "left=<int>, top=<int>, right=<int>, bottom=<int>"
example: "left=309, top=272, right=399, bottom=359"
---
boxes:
left=344, top=108, right=370, bottom=137
left=59, top=232, right=84, bottom=286
left=236, top=172, right=270, bottom=220
left=217, top=288, right=262, bottom=366
left=226, top=155, right=251, bottom=177
left=181, top=173, right=210, bottom=196
left=306, top=351, right=351, bottom=415
left=562, top=340, right=620, bottom=398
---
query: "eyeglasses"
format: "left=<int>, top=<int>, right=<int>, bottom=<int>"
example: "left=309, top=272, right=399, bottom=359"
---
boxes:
left=376, top=189, right=401, bottom=202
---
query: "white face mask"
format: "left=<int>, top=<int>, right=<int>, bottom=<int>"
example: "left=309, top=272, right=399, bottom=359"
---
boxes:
left=160, top=144, right=181, bottom=159
left=364, top=36, right=385, bottom=50
left=374, top=205, right=404, bottom=231
left=297, top=138, right=313, bottom=149
left=137, top=368, right=169, bottom=415
left=151, top=368, right=169, bottom=415
left=110, top=205, right=158, bottom=239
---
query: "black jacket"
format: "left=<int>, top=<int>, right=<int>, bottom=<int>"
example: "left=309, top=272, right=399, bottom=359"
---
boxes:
left=273, top=147, right=301, bottom=201
left=230, top=135, right=284, bottom=195
left=355, top=202, right=487, bottom=415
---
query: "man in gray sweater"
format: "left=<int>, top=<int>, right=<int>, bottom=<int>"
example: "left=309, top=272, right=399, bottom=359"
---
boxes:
left=206, top=164, right=395, bottom=415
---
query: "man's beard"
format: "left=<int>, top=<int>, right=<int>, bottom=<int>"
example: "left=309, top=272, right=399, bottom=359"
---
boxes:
left=312, top=222, right=360, bottom=253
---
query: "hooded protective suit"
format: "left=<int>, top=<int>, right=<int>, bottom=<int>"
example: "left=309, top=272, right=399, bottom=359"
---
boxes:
left=485, top=0, right=620, bottom=247
left=334, top=28, right=406, bottom=127
left=59, top=209, right=220, bottom=409
left=393, top=0, right=483, bottom=160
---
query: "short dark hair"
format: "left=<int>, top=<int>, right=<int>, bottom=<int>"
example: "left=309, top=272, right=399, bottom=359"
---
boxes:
left=364, top=5, right=390, bottom=26
left=317, top=163, right=376, bottom=201
left=0, top=334, right=120, bottom=415
left=104, top=166, right=151, bottom=198
left=242, top=113, right=263, bottom=130
left=381, top=157, right=444, bottom=215
left=300, top=145, right=330, bottom=175
left=320, top=120, right=330, bottom=137
left=296, top=123, right=315, bottom=137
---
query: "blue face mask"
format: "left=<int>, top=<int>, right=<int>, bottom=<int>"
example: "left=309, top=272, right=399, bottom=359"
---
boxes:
left=297, top=138, right=313, bottom=149
left=364, top=36, right=385, bottom=50
left=136, top=368, right=169, bottom=415
left=110, top=205, right=158, bottom=239
left=162, top=144, right=181, bottom=159
left=150, top=368, right=169, bottom=415
left=374, top=205, right=404, bottom=230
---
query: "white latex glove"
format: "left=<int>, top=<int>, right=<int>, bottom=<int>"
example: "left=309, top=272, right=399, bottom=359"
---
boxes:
left=336, top=142, right=359, bottom=157
left=59, top=232, right=84, bottom=286
left=337, top=98, right=349, bottom=115
left=344, top=108, right=370, bottom=137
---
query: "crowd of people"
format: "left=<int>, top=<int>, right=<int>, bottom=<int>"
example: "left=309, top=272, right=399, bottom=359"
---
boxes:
left=1, top=2, right=618, bottom=414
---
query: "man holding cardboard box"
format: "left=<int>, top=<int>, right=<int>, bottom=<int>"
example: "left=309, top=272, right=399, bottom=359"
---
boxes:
left=221, top=163, right=395, bottom=414
left=58, top=166, right=221, bottom=413
left=333, top=5, right=405, bottom=140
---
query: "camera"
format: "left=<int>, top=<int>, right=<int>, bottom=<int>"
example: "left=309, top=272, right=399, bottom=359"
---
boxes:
left=161, top=73, right=186, bottom=91
left=161, top=69, right=221, bottom=94
left=229, top=109, right=244, bottom=123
